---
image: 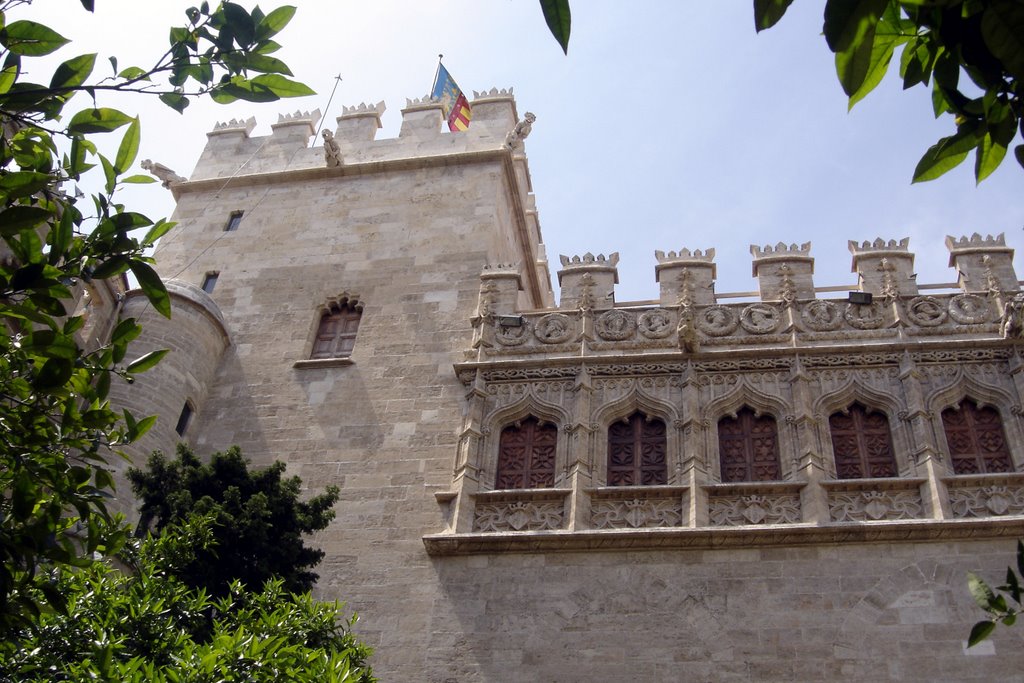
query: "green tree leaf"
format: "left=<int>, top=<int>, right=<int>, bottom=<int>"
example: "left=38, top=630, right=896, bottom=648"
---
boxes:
left=825, top=0, right=889, bottom=97
left=0, top=20, right=70, bottom=56
left=913, top=123, right=982, bottom=182
left=0, top=205, right=52, bottom=235
left=968, top=620, right=996, bottom=647
left=258, top=5, right=296, bottom=40
left=754, top=0, right=794, bottom=31
left=969, top=572, right=999, bottom=611
left=126, top=349, right=169, bottom=373
left=68, top=107, right=134, bottom=134
left=129, top=260, right=171, bottom=318
left=49, top=53, right=97, bottom=90
left=980, top=1, right=1024, bottom=81
left=539, top=0, right=571, bottom=55
left=114, top=118, right=141, bottom=174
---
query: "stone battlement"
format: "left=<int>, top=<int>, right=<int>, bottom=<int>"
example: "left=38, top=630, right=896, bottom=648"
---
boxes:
left=469, top=235, right=1020, bottom=356
left=189, top=87, right=531, bottom=182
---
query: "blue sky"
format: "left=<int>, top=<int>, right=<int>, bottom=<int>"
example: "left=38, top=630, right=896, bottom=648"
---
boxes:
left=29, top=1, right=1024, bottom=302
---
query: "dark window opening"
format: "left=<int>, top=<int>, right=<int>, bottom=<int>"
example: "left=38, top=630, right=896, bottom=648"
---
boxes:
left=224, top=211, right=243, bottom=232
left=607, top=412, right=667, bottom=486
left=201, top=272, right=219, bottom=293
left=175, top=402, right=194, bottom=436
left=829, top=403, right=897, bottom=479
left=942, top=400, right=1013, bottom=474
left=495, top=417, right=557, bottom=489
left=718, top=407, right=781, bottom=482
left=311, top=303, right=362, bottom=359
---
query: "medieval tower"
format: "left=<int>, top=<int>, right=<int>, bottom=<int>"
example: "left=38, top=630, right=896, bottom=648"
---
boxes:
left=111, top=89, right=1024, bottom=681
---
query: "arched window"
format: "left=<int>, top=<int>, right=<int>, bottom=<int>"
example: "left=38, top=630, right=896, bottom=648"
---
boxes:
left=495, top=417, right=557, bottom=489
left=311, top=303, right=361, bottom=359
left=829, top=403, right=897, bottom=479
left=942, top=400, right=1013, bottom=474
left=718, top=407, right=781, bottom=482
left=607, top=412, right=667, bottom=486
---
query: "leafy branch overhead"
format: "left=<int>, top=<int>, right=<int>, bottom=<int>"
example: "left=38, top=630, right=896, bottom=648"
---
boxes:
left=539, top=0, right=571, bottom=55
left=967, top=540, right=1024, bottom=646
left=0, top=0, right=313, bottom=634
left=755, top=0, right=1024, bottom=183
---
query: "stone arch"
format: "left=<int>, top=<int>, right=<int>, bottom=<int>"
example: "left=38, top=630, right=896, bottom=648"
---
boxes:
left=814, top=377, right=910, bottom=477
left=481, top=393, right=571, bottom=490
left=926, top=372, right=1023, bottom=472
left=703, top=381, right=795, bottom=483
left=592, top=388, right=679, bottom=486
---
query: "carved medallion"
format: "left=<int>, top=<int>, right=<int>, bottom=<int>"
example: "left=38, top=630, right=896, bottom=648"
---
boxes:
left=800, top=300, right=842, bottom=331
left=844, top=302, right=885, bottom=330
left=697, top=305, right=739, bottom=337
left=494, top=319, right=529, bottom=346
left=948, top=293, right=991, bottom=325
left=638, top=308, right=675, bottom=339
left=739, top=303, right=781, bottom=334
left=534, top=313, right=574, bottom=344
left=595, top=309, right=636, bottom=341
left=905, top=296, right=947, bottom=327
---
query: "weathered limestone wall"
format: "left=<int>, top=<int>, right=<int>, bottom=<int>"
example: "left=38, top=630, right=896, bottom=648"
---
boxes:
left=116, top=91, right=1024, bottom=681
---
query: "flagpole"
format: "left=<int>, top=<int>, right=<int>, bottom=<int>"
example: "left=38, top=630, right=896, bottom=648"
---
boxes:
left=312, top=74, right=342, bottom=143
left=431, top=54, right=443, bottom=95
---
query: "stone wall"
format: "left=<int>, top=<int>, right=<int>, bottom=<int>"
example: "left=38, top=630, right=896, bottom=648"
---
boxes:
left=115, top=90, right=1024, bottom=681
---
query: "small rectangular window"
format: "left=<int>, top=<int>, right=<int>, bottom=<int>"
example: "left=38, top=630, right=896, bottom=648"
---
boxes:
left=224, top=211, right=243, bottom=232
left=175, top=402, right=194, bottom=436
left=201, top=272, right=219, bottom=293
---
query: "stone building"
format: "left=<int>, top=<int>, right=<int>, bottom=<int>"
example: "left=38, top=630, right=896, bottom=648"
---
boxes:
left=110, top=89, right=1024, bottom=681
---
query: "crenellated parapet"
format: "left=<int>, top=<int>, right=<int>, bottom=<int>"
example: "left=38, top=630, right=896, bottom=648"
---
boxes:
left=336, top=101, right=385, bottom=141
left=655, top=248, right=716, bottom=306
left=750, top=242, right=814, bottom=303
left=849, top=237, right=918, bottom=298
left=187, top=87, right=538, bottom=182
left=557, top=252, right=619, bottom=311
left=946, top=233, right=1019, bottom=296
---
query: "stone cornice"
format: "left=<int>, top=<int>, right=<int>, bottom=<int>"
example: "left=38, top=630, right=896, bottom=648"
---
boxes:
left=170, top=148, right=544, bottom=307
left=423, top=516, right=1024, bottom=555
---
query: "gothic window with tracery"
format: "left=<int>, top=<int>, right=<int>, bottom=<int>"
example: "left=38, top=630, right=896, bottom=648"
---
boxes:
left=829, top=403, right=897, bottom=479
left=718, top=407, right=781, bottom=482
left=495, top=417, right=557, bottom=489
left=942, top=400, right=1013, bottom=474
left=607, top=412, right=667, bottom=486
left=311, top=302, right=361, bottom=359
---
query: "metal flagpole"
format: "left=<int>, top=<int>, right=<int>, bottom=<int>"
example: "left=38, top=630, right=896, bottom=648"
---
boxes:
left=312, top=74, right=343, bottom=142
left=432, top=54, right=443, bottom=95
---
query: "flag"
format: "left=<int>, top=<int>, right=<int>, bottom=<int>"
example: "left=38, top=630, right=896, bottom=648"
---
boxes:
left=431, top=63, right=472, bottom=132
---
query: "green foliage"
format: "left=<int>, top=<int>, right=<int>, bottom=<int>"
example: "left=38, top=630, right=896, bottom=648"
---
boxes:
left=966, top=540, right=1024, bottom=646
left=0, top=0, right=310, bottom=634
left=756, top=0, right=1024, bottom=183
left=128, top=445, right=340, bottom=596
left=0, top=516, right=375, bottom=682
left=540, top=0, right=571, bottom=55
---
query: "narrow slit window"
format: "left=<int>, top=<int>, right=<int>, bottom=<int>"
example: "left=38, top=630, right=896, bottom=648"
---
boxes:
left=224, top=211, right=243, bottom=232
left=175, top=402, right=194, bottom=436
left=201, top=272, right=219, bottom=293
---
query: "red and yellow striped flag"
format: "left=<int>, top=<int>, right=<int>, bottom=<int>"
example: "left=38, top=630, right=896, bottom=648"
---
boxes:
left=431, top=63, right=472, bottom=132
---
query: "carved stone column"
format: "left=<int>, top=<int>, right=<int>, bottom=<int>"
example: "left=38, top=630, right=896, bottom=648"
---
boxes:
left=566, top=366, right=596, bottom=530
left=789, top=358, right=829, bottom=524
left=450, top=371, right=487, bottom=533
left=898, top=354, right=950, bottom=519
left=678, top=362, right=709, bottom=526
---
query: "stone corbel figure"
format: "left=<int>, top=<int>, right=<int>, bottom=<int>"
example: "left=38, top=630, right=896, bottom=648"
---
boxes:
left=504, top=112, right=536, bottom=151
left=322, top=129, right=343, bottom=167
left=677, top=312, right=699, bottom=353
left=141, top=159, right=187, bottom=188
left=1001, top=292, right=1024, bottom=339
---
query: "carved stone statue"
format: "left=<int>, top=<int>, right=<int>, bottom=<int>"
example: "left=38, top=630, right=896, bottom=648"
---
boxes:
left=322, top=129, right=343, bottom=167
left=504, top=112, right=536, bottom=150
left=1001, top=293, right=1024, bottom=339
left=677, top=313, right=699, bottom=353
left=141, top=159, right=187, bottom=188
